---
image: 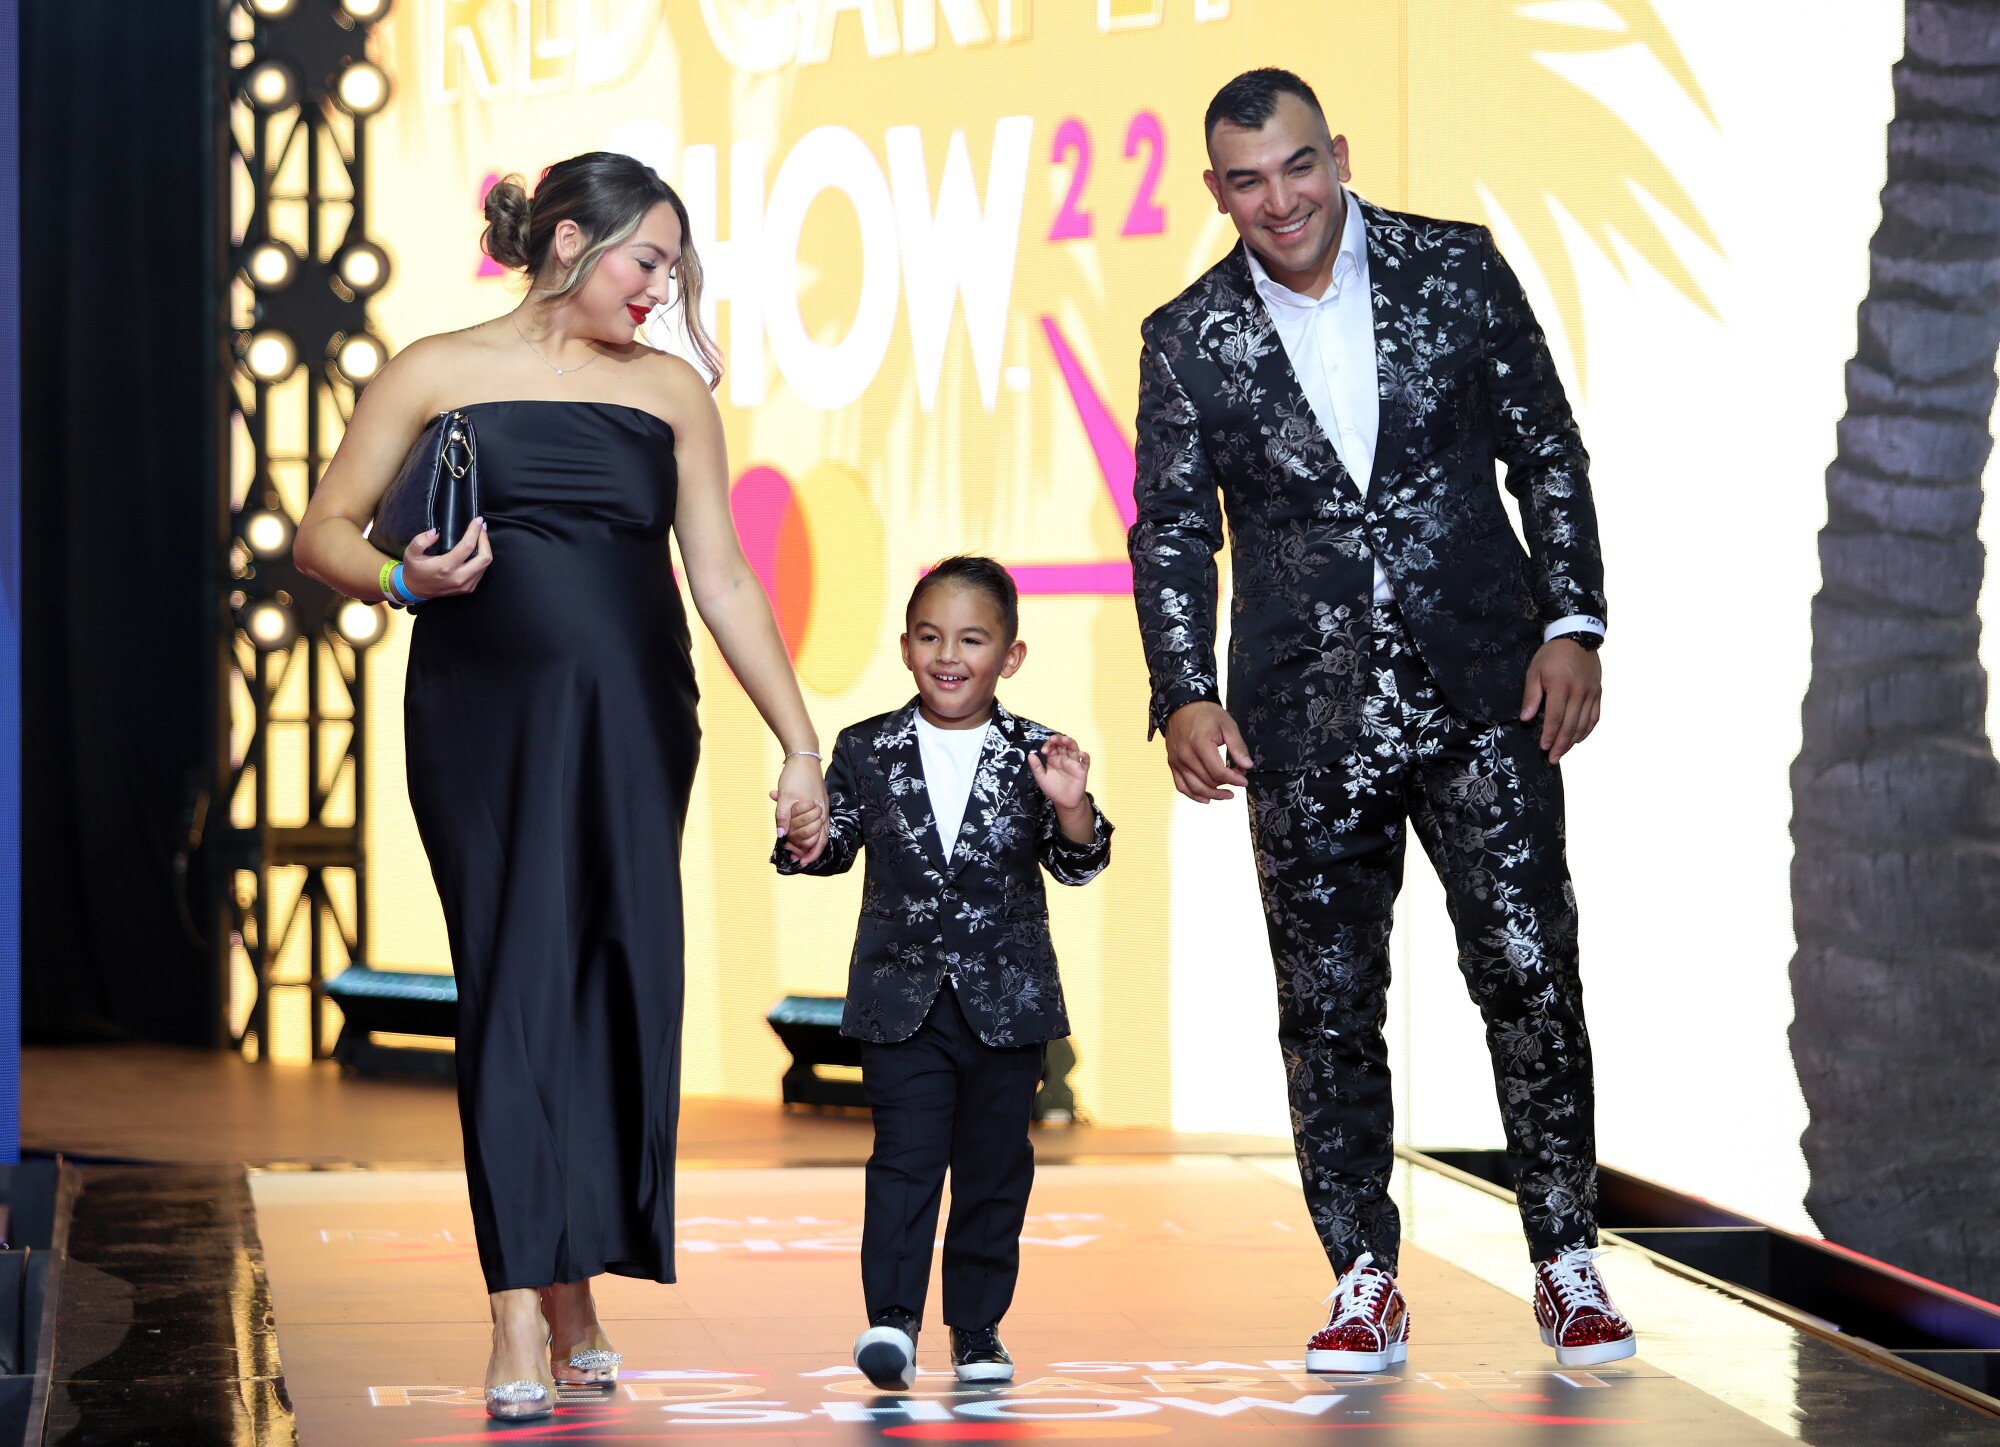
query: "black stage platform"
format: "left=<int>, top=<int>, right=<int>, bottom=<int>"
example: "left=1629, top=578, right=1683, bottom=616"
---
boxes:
left=225, top=1152, right=1997, bottom=1444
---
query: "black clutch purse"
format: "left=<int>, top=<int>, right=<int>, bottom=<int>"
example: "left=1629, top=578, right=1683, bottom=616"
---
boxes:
left=371, top=409, right=480, bottom=558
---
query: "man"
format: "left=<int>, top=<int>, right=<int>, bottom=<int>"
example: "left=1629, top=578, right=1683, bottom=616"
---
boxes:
left=1128, top=67, right=1635, bottom=1372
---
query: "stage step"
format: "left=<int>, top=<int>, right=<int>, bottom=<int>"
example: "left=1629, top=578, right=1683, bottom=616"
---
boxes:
left=33, top=1164, right=293, bottom=1444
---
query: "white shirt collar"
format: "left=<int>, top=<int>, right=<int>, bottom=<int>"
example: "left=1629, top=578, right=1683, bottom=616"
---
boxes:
left=1245, top=188, right=1367, bottom=309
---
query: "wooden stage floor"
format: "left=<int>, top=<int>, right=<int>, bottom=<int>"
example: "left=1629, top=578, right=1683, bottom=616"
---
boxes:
left=23, top=1043, right=1286, bottom=1168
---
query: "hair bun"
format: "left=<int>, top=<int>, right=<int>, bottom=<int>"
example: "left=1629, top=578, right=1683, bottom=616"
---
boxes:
left=480, top=175, right=533, bottom=271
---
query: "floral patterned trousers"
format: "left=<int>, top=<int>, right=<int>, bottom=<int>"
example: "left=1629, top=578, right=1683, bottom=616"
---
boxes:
left=1245, top=605, right=1599, bottom=1274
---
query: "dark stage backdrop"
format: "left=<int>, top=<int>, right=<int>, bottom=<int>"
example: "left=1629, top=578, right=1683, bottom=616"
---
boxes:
left=21, top=0, right=220, bottom=1046
left=1, top=0, right=21, bottom=1154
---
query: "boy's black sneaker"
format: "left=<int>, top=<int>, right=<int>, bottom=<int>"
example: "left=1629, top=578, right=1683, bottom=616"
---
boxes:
left=854, top=1307, right=920, bottom=1391
left=949, top=1325, right=1014, bottom=1382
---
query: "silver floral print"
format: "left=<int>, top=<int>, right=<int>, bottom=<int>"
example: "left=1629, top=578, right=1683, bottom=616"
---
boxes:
left=1128, top=199, right=1607, bottom=772
left=1248, top=607, right=1598, bottom=1272
left=773, top=699, right=1112, bottom=1049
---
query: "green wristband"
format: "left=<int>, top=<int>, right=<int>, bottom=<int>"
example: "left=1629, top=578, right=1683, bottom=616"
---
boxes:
left=378, top=558, right=398, bottom=603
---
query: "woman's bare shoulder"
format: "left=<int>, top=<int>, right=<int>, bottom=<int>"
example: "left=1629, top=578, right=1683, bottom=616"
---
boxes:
left=631, top=348, right=719, bottom=429
left=373, top=320, right=515, bottom=412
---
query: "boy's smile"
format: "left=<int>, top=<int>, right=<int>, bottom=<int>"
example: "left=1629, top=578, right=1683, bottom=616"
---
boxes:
left=901, top=582, right=1026, bottom=729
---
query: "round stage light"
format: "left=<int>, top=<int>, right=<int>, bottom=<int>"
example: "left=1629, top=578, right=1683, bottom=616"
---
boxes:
left=333, top=240, right=389, bottom=296
left=243, top=58, right=299, bottom=110
left=334, top=61, right=389, bottom=116
left=243, top=330, right=299, bottom=382
left=333, top=599, right=386, bottom=648
left=246, top=0, right=300, bottom=17
left=242, top=508, right=293, bottom=559
left=334, top=333, right=385, bottom=385
left=244, top=600, right=297, bottom=651
left=339, top=0, right=390, bottom=18
left=245, top=239, right=299, bottom=291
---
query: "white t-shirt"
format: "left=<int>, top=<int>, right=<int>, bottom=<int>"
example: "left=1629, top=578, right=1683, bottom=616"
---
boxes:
left=915, top=716, right=991, bottom=862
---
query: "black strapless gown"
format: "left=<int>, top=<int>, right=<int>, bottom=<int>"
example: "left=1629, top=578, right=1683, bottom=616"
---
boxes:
left=403, top=400, right=699, bottom=1293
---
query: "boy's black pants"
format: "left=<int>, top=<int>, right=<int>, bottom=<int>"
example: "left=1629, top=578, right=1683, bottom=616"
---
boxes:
left=860, top=981, right=1044, bottom=1330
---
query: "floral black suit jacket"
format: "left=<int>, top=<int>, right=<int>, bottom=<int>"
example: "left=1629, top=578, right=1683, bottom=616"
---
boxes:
left=1128, top=197, right=1608, bottom=771
left=772, top=699, right=1113, bottom=1048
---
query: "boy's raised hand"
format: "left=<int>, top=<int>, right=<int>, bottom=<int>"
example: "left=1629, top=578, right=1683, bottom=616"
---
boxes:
left=1027, top=734, right=1091, bottom=812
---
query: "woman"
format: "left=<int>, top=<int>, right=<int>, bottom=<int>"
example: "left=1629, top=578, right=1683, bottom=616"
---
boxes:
left=296, top=153, right=830, bottom=1420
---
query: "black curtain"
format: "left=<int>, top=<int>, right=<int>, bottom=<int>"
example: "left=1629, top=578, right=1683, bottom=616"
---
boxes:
left=20, top=0, right=222, bottom=1045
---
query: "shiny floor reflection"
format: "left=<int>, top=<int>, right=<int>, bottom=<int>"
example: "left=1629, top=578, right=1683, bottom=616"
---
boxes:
left=44, top=1165, right=295, bottom=1446
left=247, top=1155, right=2000, bottom=1443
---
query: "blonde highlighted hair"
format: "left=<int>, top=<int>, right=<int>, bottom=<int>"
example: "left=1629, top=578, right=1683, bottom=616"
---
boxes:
left=482, top=152, right=723, bottom=386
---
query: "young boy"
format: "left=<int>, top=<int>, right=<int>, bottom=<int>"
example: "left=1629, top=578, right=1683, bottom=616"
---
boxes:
left=773, top=556, right=1113, bottom=1390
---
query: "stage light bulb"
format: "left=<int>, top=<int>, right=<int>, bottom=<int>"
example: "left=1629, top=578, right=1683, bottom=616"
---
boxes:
left=244, top=59, right=298, bottom=110
left=334, top=599, right=385, bottom=648
left=245, top=601, right=295, bottom=650
left=247, top=0, right=300, bottom=17
left=333, top=240, right=388, bottom=295
left=335, top=334, right=385, bottom=384
left=339, top=0, right=390, bottom=18
left=244, top=330, right=298, bottom=382
left=243, top=508, right=292, bottom=559
left=246, top=240, right=298, bottom=290
left=335, top=61, right=389, bottom=115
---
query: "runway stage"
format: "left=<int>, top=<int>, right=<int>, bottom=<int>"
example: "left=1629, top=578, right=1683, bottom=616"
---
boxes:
left=250, top=1153, right=1997, bottom=1444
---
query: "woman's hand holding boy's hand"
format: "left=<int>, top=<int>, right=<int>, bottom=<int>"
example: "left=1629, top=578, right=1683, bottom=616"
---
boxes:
left=779, top=800, right=825, bottom=861
left=770, top=754, right=829, bottom=864
left=1029, top=735, right=1096, bottom=844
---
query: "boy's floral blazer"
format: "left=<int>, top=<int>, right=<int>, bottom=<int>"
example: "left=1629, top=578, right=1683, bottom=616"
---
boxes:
left=1128, top=197, right=1608, bottom=773
left=772, top=698, right=1112, bottom=1048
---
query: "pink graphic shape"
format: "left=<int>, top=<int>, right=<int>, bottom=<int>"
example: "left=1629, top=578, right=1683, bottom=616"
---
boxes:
left=1012, top=561, right=1133, bottom=594
left=1121, top=111, right=1168, bottom=236
left=999, top=318, right=1138, bottom=597
left=730, top=465, right=794, bottom=603
left=476, top=174, right=505, bottom=277
left=1041, top=315, right=1137, bottom=531
left=1048, top=118, right=1094, bottom=241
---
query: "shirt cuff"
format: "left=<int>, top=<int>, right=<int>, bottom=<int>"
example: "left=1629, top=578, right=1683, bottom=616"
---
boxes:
left=1544, top=615, right=1606, bottom=644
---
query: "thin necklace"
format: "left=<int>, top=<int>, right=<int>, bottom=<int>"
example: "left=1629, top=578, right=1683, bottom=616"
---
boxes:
left=512, top=315, right=601, bottom=377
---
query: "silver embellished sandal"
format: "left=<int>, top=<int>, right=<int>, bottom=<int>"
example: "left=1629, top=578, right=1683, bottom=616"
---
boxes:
left=485, top=1379, right=554, bottom=1421
left=559, top=1345, right=623, bottom=1388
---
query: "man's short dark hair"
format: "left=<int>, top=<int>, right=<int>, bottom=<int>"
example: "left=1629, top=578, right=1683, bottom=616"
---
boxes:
left=1204, top=67, right=1326, bottom=149
left=909, top=556, right=1020, bottom=642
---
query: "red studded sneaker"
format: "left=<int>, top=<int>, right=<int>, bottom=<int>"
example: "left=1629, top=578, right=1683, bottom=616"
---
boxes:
left=1534, top=1247, right=1637, bottom=1366
left=1306, top=1252, right=1410, bottom=1372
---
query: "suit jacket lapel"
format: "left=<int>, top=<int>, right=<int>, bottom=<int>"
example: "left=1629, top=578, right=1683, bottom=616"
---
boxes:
left=941, top=703, right=1018, bottom=881
left=1209, top=241, right=1364, bottom=509
left=885, top=699, right=950, bottom=877
left=1359, top=198, right=1418, bottom=498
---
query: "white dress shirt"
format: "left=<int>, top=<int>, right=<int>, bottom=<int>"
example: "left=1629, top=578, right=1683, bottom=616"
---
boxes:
left=915, top=716, right=990, bottom=862
left=1245, top=190, right=1604, bottom=643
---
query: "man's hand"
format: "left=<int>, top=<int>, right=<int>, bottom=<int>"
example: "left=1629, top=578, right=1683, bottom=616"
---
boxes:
left=1163, top=700, right=1253, bottom=802
left=1519, top=639, right=1603, bottom=764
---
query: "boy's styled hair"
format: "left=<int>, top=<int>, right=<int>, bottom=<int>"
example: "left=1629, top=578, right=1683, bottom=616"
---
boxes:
left=908, top=556, right=1020, bottom=643
left=1204, top=67, right=1326, bottom=150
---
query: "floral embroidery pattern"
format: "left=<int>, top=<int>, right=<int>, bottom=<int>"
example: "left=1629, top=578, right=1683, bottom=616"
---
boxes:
left=774, top=699, right=1113, bottom=1048
left=1247, top=608, right=1598, bottom=1271
left=1129, top=198, right=1607, bottom=772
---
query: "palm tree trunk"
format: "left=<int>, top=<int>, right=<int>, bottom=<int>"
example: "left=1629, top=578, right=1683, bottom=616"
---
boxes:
left=1791, top=0, right=2000, bottom=1301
